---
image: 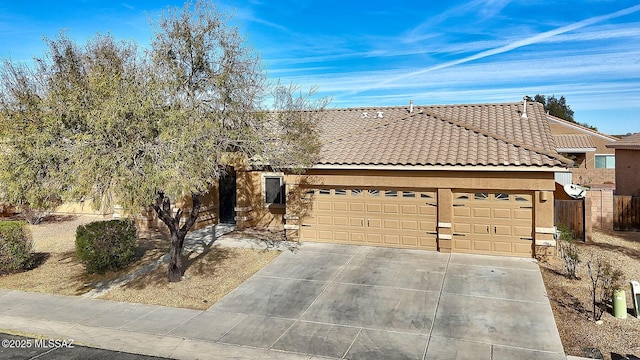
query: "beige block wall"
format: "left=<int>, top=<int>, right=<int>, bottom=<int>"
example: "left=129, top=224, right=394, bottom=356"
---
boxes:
left=614, top=149, right=640, bottom=196
left=587, top=188, right=614, bottom=231
left=571, top=167, right=615, bottom=187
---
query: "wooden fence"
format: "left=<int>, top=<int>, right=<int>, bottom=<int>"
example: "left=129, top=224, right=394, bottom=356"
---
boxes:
left=614, top=196, right=640, bottom=231
left=555, top=199, right=585, bottom=241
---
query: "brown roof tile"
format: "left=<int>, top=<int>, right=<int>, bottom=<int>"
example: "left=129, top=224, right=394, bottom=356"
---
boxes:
left=553, top=134, right=596, bottom=150
left=607, top=132, right=640, bottom=149
left=315, top=102, right=570, bottom=168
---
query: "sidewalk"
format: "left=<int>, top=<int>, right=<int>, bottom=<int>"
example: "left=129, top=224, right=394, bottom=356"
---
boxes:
left=0, top=288, right=309, bottom=359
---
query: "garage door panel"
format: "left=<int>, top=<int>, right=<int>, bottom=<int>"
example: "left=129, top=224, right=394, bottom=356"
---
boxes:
left=474, top=240, right=492, bottom=252
left=334, top=231, right=349, bottom=241
left=334, top=216, right=348, bottom=227
left=513, top=209, right=531, bottom=220
left=383, top=204, right=399, bottom=214
left=401, top=204, right=418, bottom=215
left=514, top=226, right=532, bottom=237
left=402, top=236, right=418, bottom=246
left=317, top=201, right=332, bottom=211
left=383, top=219, right=400, bottom=230
left=419, top=206, right=437, bottom=216
left=302, top=187, right=437, bottom=250
left=402, top=220, right=418, bottom=231
left=384, top=234, right=400, bottom=245
left=472, top=207, right=491, bottom=218
left=493, top=208, right=511, bottom=219
left=493, top=225, right=511, bottom=236
left=366, top=203, right=382, bottom=213
left=452, top=191, right=533, bottom=257
left=453, top=238, right=472, bottom=251
left=453, top=207, right=471, bottom=217
left=318, top=230, right=332, bottom=241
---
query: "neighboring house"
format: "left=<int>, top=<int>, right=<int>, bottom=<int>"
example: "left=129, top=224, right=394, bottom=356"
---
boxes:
left=606, top=132, right=640, bottom=196
left=231, top=100, right=571, bottom=258
left=547, top=114, right=618, bottom=187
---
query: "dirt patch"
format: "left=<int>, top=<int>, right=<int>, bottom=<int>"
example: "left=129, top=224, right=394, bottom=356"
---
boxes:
left=540, top=230, right=640, bottom=360
left=1, top=216, right=281, bottom=309
left=99, top=247, right=280, bottom=310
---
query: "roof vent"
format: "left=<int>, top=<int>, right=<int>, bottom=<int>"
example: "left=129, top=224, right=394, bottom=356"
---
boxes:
left=409, top=100, right=414, bottom=113
left=362, top=112, right=368, bottom=118
left=521, top=98, right=528, bottom=119
left=377, top=111, right=384, bottom=118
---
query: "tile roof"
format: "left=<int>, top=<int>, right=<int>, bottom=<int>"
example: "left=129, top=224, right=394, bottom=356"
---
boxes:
left=547, top=114, right=619, bottom=142
left=606, top=132, right=640, bottom=149
left=314, top=101, right=570, bottom=168
left=553, top=134, right=596, bottom=150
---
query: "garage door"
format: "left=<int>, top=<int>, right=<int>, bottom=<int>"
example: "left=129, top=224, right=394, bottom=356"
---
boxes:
left=301, top=188, right=437, bottom=250
left=452, top=192, right=533, bottom=257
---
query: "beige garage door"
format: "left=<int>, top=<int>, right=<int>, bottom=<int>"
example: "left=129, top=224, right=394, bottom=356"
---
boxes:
left=452, top=192, right=533, bottom=257
left=301, top=188, right=437, bottom=250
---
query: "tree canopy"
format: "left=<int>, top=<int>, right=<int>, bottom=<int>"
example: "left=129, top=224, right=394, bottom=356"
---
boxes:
left=0, top=0, right=329, bottom=281
left=530, top=94, right=596, bottom=130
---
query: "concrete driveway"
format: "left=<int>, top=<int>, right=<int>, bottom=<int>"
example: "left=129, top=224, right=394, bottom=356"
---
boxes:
left=194, top=243, right=564, bottom=359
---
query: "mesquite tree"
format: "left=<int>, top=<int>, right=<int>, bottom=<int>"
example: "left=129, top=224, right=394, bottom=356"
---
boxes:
left=0, top=1, right=327, bottom=282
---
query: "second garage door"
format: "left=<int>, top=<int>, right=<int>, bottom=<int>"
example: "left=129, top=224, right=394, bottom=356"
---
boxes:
left=300, top=188, right=437, bottom=250
left=452, top=191, right=534, bottom=257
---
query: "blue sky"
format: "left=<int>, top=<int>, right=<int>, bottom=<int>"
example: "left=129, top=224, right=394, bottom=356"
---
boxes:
left=1, top=1, right=639, bottom=135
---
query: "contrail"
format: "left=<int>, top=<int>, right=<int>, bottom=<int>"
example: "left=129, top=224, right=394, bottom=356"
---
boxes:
left=355, top=4, right=640, bottom=94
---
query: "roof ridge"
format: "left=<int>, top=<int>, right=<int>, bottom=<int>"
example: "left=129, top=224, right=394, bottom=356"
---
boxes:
left=546, top=114, right=619, bottom=141
left=321, top=109, right=417, bottom=145
left=420, top=109, right=573, bottom=165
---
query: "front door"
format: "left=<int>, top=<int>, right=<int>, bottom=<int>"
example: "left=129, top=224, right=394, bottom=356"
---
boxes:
left=218, top=170, right=237, bottom=224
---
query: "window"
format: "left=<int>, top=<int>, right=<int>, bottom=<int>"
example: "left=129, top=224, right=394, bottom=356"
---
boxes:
left=335, top=189, right=347, bottom=196
left=495, top=193, right=509, bottom=201
left=318, top=189, right=331, bottom=195
left=264, top=176, right=285, bottom=205
left=351, top=189, right=363, bottom=196
left=595, top=155, right=615, bottom=169
left=368, top=189, right=380, bottom=197
left=474, top=192, right=489, bottom=200
left=402, top=191, right=416, bottom=198
left=384, top=190, right=397, bottom=197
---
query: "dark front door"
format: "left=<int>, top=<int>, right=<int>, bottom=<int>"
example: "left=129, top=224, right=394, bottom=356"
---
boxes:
left=219, top=170, right=237, bottom=224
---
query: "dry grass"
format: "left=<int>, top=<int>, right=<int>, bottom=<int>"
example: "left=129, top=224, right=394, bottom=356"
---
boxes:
left=540, top=230, right=640, bottom=360
left=0, top=215, right=279, bottom=307
left=99, top=247, right=280, bottom=310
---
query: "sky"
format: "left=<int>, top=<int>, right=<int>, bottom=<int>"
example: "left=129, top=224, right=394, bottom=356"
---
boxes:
left=1, top=1, right=639, bottom=135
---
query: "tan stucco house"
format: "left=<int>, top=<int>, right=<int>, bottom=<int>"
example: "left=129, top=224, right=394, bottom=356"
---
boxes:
left=51, top=100, right=572, bottom=258
left=228, top=100, right=571, bottom=258
left=606, top=132, right=640, bottom=196
left=547, top=115, right=618, bottom=187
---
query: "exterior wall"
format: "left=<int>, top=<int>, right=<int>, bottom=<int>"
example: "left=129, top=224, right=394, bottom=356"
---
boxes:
left=549, top=121, right=616, bottom=186
left=236, top=170, right=285, bottom=230
left=54, top=200, right=111, bottom=216
left=614, top=149, right=640, bottom=196
left=280, top=169, right=557, bottom=256
left=587, top=187, right=614, bottom=231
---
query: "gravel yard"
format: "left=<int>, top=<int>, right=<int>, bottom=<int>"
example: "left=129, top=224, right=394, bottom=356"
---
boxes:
left=0, top=215, right=280, bottom=307
left=539, top=230, right=640, bottom=360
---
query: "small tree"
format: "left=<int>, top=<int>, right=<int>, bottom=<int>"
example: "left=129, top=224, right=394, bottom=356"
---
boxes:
left=0, top=1, right=328, bottom=282
left=557, top=224, right=580, bottom=279
left=587, top=255, right=624, bottom=321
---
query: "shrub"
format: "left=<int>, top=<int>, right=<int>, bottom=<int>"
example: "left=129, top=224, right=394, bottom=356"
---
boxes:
left=557, top=224, right=580, bottom=279
left=75, top=219, right=137, bottom=274
left=0, top=220, right=34, bottom=273
left=587, top=255, right=624, bottom=321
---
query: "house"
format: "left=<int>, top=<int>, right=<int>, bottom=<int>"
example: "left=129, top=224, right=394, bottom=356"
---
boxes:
left=606, top=132, right=640, bottom=196
left=230, top=100, right=571, bottom=258
left=547, top=115, right=618, bottom=187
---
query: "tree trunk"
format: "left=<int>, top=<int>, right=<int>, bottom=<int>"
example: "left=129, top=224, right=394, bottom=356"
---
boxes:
left=152, top=192, right=202, bottom=282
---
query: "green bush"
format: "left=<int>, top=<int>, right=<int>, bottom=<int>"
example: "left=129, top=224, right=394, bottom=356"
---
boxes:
left=75, top=219, right=137, bottom=274
left=0, top=220, right=34, bottom=274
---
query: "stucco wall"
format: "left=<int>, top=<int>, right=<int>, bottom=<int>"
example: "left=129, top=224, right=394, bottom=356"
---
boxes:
left=614, top=149, right=640, bottom=196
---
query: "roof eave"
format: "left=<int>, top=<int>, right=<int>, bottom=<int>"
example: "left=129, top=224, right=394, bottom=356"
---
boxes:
left=311, top=164, right=566, bottom=172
